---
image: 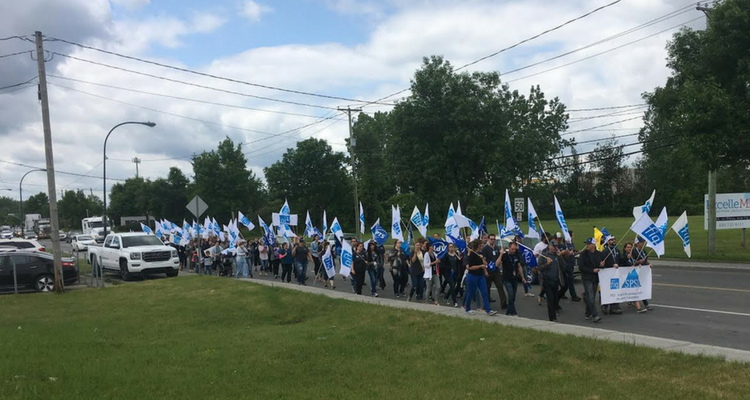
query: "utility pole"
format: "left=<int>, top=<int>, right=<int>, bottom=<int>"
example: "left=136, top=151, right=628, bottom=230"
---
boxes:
left=35, top=31, right=64, bottom=293
left=338, top=107, right=361, bottom=234
left=132, top=157, right=141, bottom=178
left=697, top=3, right=717, bottom=255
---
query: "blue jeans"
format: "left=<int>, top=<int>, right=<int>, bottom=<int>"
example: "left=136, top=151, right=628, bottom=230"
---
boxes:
left=260, top=259, right=269, bottom=272
left=464, top=274, right=490, bottom=313
left=235, top=258, right=248, bottom=279
left=367, top=268, right=378, bottom=295
left=295, top=260, right=308, bottom=284
left=503, top=279, right=518, bottom=315
left=582, top=278, right=599, bottom=318
left=409, top=274, right=424, bottom=300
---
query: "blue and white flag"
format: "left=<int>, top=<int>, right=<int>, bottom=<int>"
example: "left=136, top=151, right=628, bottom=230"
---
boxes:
left=154, top=221, right=164, bottom=238
left=322, top=210, right=328, bottom=236
left=468, top=218, right=479, bottom=240
left=445, top=203, right=455, bottom=226
left=322, top=245, right=336, bottom=279
left=258, top=216, right=274, bottom=246
left=504, top=189, right=518, bottom=232
left=340, top=240, right=353, bottom=277
left=655, top=207, right=668, bottom=237
left=446, top=233, right=466, bottom=254
left=445, top=216, right=460, bottom=239
left=391, top=205, right=404, bottom=241
left=423, top=203, right=429, bottom=230
left=496, top=221, right=515, bottom=241
left=400, top=240, right=411, bottom=257
left=182, top=220, right=191, bottom=240
left=171, top=232, right=182, bottom=245
left=527, top=198, right=540, bottom=239
left=280, top=224, right=297, bottom=239
left=410, top=206, right=426, bottom=237
left=407, top=220, right=414, bottom=244
left=359, top=202, right=365, bottom=235
left=478, top=217, right=488, bottom=236
left=631, top=212, right=665, bottom=257
left=238, top=211, right=256, bottom=231
left=305, top=211, right=315, bottom=237
left=671, top=211, right=691, bottom=258
left=427, top=237, right=449, bottom=259
left=371, top=218, right=389, bottom=246
left=554, top=196, right=571, bottom=243
left=280, top=200, right=291, bottom=215
left=456, top=201, right=462, bottom=216
left=140, top=223, right=153, bottom=235
left=330, top=217, right=343, bottom=241
left=633, top=189, right=656, bottom=220
left=518, top=243, right=538, bottom=268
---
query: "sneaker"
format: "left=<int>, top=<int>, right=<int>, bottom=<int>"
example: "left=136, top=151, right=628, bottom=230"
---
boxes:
left=525, top=293, right=535, bottom=297
left=489, top=298, right=496, bottom=303
left=454, top=303, right=459, bottom=308
left=593, top=316, right=602, bottom=323
left=407, top=296, right=412, bottom=302
left=373, top=293, right=379, bottom=297
left=646, top=305, right=654, bottom=311
left=560, top=295, right=569, bottom=300
left=571, top=297, right=582, bottom=302
left=395, top=294, right=400, bottom=298
left=487, top=310, right=498, bottom=316
left=637, top=308, right=648, bottom=314
left=465, top=310, right=476, bottom=315
left=584, top=315, right=592, bottom=320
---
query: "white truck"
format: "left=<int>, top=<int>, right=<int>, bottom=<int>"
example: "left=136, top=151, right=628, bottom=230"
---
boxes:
left=82, top=216, right=105, bottom=236
left=88, top=232, right=180, bottom=280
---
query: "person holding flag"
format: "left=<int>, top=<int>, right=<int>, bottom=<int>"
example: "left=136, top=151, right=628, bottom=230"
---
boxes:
left=500, top=242, right=526, bottom=316
left=279, top=243, right=294, bottom=283
left=601, top=236, right=623, bottom=315
left=408, top=238, right=426, bottom=302
left=482, top=234, right=507, bottom=309
left=463, top=239, right=498, bottom=316
left=387, top=239, right=409, bottom=298
left=439, top=242, right=462, bottom=307
left=579, top=238, right=603, bottom=323
left=633, top=237, right=654, bottom=311
left=319, top=240, right=336, bottom=289
left=234, top=239, right=249, bottom=279
left=537, top=242, right=564, bottom=322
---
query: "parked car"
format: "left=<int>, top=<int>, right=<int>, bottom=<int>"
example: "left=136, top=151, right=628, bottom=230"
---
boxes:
left=0, top=229, right=12, bottom=239
left=24, top=233, right=38, bottom=240
left=58, top=231, right=67, bottom=241
left=324, top=232, right=358, bottom=247
left=88, top=232, right=179, bottom=280
left=0, top=238, right=46, bottom=252
left=0, top=249, right=78, bottom=292
left=66, top=231, right=81, bottom=243
left=71, top=234, right=97, bottom=251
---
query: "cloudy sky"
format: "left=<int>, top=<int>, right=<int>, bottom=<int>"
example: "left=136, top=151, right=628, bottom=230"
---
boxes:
left=0, top=0, right=705, bottom=201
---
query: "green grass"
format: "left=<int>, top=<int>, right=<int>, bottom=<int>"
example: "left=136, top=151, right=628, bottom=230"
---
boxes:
left=2, top=277, right=750, bottom=399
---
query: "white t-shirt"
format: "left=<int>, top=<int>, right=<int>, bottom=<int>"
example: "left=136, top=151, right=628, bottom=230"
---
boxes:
left=259, top=244, right=269, bottom=260
left=533, top=241, right=548, bottom=256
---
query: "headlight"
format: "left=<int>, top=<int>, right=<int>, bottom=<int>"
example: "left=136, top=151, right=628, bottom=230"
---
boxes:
left=130, top=252, right=141, bottom=260
left=171, top=250, right=178, bottom=258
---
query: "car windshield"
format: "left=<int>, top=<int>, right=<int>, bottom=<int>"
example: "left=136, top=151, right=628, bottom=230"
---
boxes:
left=88, top=221, right=104, bottom=228
left=121, top=235, right=163, bottom=248
left=78, top=235, right=93, bottom=241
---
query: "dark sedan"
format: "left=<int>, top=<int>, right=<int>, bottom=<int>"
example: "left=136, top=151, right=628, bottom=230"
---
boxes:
left=0, top=250, right=78, bottom=292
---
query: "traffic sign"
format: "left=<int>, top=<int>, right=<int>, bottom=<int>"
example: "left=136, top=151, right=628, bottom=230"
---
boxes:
left=514, top=198, right=525, bottom=213
left=186, top=195, right=208, bottom=218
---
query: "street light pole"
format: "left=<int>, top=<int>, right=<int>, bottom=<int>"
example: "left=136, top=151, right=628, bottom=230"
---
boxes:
left=19, top=169, right=46, bottom=237
left=102, top=122, right=155, bottom=239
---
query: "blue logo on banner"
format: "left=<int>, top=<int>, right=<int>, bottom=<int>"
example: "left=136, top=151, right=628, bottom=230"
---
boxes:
left=621, top=269, right=641, bottom=289
left=393, top=222, right=401, bottom=235
left=557, top=210, right=569, bottom=232
left=679, top=224, right=690, bottom=246
left=279, top=214, right=291, bottom=225
left=323, top=255, right=334, bottom=270
left=342, top=250, right=352, bottom=267
left=610, top=278, right=620, bottom=290
left=641, top=225, right=664, bottom=245
left=428, top=238, right=448, bottom=259
left=487, top=261, right=497, bottom=271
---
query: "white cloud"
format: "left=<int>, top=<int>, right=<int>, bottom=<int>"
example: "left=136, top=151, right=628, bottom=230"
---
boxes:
left=240, top=0, right=272, bottom=23
left=110, top=0, right=150, bottom=11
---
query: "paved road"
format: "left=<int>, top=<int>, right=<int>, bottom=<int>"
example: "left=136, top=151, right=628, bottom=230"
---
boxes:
left=38, top=239, right=750, bottom=350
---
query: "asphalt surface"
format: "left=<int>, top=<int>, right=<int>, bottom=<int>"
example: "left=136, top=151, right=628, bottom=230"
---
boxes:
left=38, top=239, right=750, bottom=351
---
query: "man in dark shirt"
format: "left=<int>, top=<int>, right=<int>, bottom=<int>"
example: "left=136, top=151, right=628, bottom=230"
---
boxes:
left=482, top=234, right=507, bottom=309
left=578, top=238, right=603, bottom=322
left=292, top=238, right=313, bottom=286
left=500, top=242, right=526, bottom=316
left=537, top=243, right=563, bottom=322
left=633, top=237, right=654, bottom=310
left=600, top=236, right=622, bottom=314
left=556, top=231, right=581, bottom=302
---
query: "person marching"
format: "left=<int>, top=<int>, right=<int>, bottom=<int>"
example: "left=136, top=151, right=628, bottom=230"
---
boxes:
left=366, top=241, right=380, bottom=297
left=351, top=242, right=368, bottom=295
left=578, top=238, right=602, bottom=323
left=500, top=242, right=526, bottom=316
left=482, top=234, right=508, bottom=309
left=537, top=242, right=564, bottom=322
left=463, top=239, right=497, bottom=316
left=620, top=241, right=648, bottom=313
left=633, top=237, right=654, bottom=311
left=601, top=236, right=623, bottom=315
left=440, top=243, right=461, bottom=307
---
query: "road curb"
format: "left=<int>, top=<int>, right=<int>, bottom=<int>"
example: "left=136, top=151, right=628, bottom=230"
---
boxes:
left=244, top=278, right=750, bottom=364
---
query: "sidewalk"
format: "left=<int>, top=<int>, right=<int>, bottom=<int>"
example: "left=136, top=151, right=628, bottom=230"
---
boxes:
left=246, top=278, right=750, bottom=363
left=656, top=259, right=750, bottom=270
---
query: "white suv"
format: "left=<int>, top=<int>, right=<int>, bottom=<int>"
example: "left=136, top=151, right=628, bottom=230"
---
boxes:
left=0, top=238, right=46, bottom=252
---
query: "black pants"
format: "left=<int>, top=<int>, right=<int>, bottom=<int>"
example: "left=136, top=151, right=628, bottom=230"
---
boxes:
left=391, top=271, right=402, bottom=295
left=399, top=268, right=409, bottom=294
left=353, top=270, right=366, bottom=294
left=272, top=260, right=280, bottom=276
left=485, top=271, right=508, bottom=307
left=313, top=257, right=321, bottom=277
left=443, top=274, right=457, bottom=304
left=281, top=264, right=293, bottom=282
left=440, top=271, right=451, bottom=293
left=543, top=279, right=560, bottom=321
left=377, top=266, right=386, bottom=289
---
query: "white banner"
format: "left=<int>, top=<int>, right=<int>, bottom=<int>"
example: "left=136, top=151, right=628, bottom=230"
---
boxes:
left=598, top=266, right=652, bottom=305
left=272, top=213, right=299, bottom=227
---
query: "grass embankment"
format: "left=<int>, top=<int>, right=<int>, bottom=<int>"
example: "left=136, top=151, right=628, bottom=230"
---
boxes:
left=2, top=277, right=749, bottom=399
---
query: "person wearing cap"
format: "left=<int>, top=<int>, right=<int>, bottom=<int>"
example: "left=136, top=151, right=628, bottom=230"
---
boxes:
left=601, top=235, right=623, bottom=315
left=578, top=237, right=602, bottom=322
left=633, top=237, right=654, bottom=311
left=533, top=232, right=553, bottom=305
left=557, top=230, right=582, bottom=302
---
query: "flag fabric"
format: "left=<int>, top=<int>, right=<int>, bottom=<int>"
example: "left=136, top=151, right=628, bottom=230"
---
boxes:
left=496, top=221, right=515, bottom=241
left=456, top=201, right=462, bottom=216
left=322, top=210, right=328, bottom=237
left=427, top=237, right=449, bottom=259
left=359, top=202, right=365, bottom=235
left=258, top=216, right=275, bottom=246
left=154, top=221, right=164, bottom=238
left=594, top=227, right=604, bottom=251
left=140, top=223, right=153, bottom=235
left=280, top=200, right=291, bottom=215
left=391, top=205, right=404, bottom=241
left=478, top=217, right=488, bottom=236
left=554, top=196, right=571, bottom=242
left=400, top=240, right=411, bottom=257
left=468, top=218, right=479, bottom=240
left=671, top=211, right=691, bottom=258
left=631, top=212, right=665, bottom=257
left=321, top=245, right=336, bottom=279
left=305, top=211, right=314, bottom=237
left=445, top=216, right=460, bottom=239
left=410, top=206, right=426, bottom=237
left=281, top=224, right=297, bottom=238
left=407, top=221, right=414, bottom=244
left=527, top=198, right=540, bottom=239
left=446, top=233, right=467, bottom=254
left=238, top=211, right=256, bottom=231
left=340, top=240, right=353, bottom=277
left=371, top=218, right=389, bottom=246
left=656, top=207, right=668, bottom=237
left=633, top=189, right=656, bottom=220
left=445, top=203, right=455, bottom=226
left=330, top=217, right=344, bottom=241
left=518, top=243, right=538, bottom=268
left=423, top=203, right=429, bottom=230
left=504, top=189, right=518, bottom=232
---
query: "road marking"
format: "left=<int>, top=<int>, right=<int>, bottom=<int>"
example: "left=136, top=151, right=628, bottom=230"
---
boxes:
left=654, top=283, right=750, bottom=293
left=651, top=304, right=750, bottom=318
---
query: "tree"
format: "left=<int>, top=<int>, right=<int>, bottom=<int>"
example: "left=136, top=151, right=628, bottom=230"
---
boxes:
left=149, top=167, right=191, bottom=223
left=351, top=112, right=393, bottom=221
left=25, top=192, right=49, bottom=217
left=108, top=177, right=152, bottom=225
left=192, top=137, right=265, bottom=222
left=264, top=138, right=354, bottom=228
left=0, top=196, right=21, bottom=226
left=640, top=0, right=750, bottom=212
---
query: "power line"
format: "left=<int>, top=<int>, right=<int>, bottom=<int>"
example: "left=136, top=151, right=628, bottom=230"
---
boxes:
left=50, top=52, right=339, bottom=111
left=0, top=50, right=32, bottom=60
left=0, top=84, right=35, bottom=96
left=568, top=108, right=646, bottom=123
left=531, top=142, right=676, bottom=173
left=0, top=76, right=37, bottom=91
left=365, top=0, right=625, bottom=106
left=47, top=74, right=344, bottom=121
left=0, top=159, right=127, bottom=181
left=44, top=35, right=392, bottom=106
left=572, top=132, right=639, bottom=145
left=562, top=116, right=642, bottom=136
left=506, top=16, right=704, bottom=83
left=567, top=104, right=646, bottom=112
left=245, top=118, right=345, bottom=159
left=61, top=160, right=103, bottom=189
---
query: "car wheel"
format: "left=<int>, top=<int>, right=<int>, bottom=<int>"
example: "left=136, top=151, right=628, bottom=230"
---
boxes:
left=166, top=270, right=179, bottom=278
left=35, top=275, right=55, bottom=292
left=119, top=259, right=131, bottom=281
